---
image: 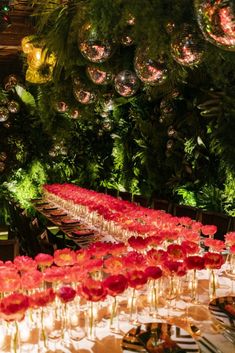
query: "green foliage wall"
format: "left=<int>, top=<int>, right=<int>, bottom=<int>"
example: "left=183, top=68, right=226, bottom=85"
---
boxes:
left=0, top=0, right=235, bottom=216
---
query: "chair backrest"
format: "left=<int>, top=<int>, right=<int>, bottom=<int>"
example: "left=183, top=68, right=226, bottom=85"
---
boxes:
left=199, top=210, right=231, bottom=240
left=152, top=198, right=172, bottom=213
left=173, top=204, right=199, bottom=220
left=0, top=238, right=19, bottom=261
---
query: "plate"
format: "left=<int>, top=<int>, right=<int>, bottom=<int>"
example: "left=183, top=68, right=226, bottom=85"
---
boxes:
left=122, top=323, right=200, bottom=353
left=209, top=296, right=235, bottom=331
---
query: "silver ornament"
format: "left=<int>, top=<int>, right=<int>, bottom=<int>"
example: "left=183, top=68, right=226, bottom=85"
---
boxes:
left=114, top=70, right=139, bottom=97
left=195, top=0, right=235, bottom=51
left=0, top=107, right=9, bottom=122
left=171, top=25, right=205, bottom=66
left=87, top=66, right=113, bottom=85
left=8, top=100, right=20, bottom=114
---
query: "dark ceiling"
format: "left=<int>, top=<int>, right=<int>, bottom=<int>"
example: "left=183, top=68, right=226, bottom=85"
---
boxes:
left=0, top=0, right=34, bottom=81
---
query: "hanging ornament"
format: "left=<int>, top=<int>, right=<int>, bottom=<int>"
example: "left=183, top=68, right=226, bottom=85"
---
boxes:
left=166, top=21, right=176, bottom=34
left=73, top=86, right=96, bottom=104
left=0, top=107, right=9, bottom=122
left=160, top=99, right=174, bottom=117
left=166, top=139, right=174, bottom=150
left=54, top=101, right=69, bottom=113
left=86, top=65, right=113, bottom=85
left=0, top=162, right=5, bottom=172
left=195, top=0, right=235, bottom=51
left=134, top=48, right=168, bottom=86
left=4, top=74, right=18, bottom=91
left=167, top=126, right=177, bottom=137
left=171, top=25, right=205, bottom=66
left=69, top=108, right=80, bottom=120
left=79, top=39, right=113, bottom=63
left=0, top=152, right=7, bottom=162
left=7, top=100, right=20, bottom=114
left=114, top=70, right=139, bottom=97
left=121, top=32, right=134, bottom=46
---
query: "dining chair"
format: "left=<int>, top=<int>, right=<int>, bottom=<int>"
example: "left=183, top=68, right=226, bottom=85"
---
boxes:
left=151, top=198, right=173, bottom=213
left=173, top=204, right=199, bottom=220
left=0, top=238, right=19, bottom=261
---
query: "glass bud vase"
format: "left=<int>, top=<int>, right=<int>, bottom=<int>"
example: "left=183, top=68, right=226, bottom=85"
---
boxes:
left=209, top=269, right=218, bottom=300
left=148, top=279, right=161, bottom=318
left=86, top=301, right=97, bottom=341
left=109, top=296, right=119, bottom=333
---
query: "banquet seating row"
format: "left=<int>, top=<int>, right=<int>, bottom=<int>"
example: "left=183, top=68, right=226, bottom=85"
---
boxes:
left=105, top=188, right=234, bottom=240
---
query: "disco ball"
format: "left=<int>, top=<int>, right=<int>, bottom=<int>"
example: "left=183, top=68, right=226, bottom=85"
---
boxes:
left=114, top=70, right=139, bottom=97
left=73, top=86, right=96, bottom=104
left=79, top=39, right=113, bottom=63
left=171, top=25, right=205, bottom=66
left=0, top=107, right=10, bottom=122
left=195, top=0, right=235, bottom=51
left=86, top=66, right=113, bottom=85
left=7, top=100, right=20, bottom=114
left=134, top=48, right=168, bottom=85
left=54, top=101, right=69, bottom=113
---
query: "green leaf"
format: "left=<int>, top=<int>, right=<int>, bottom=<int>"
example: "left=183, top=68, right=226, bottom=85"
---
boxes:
left=197, top=136, right=206, bottom=149
left=15, top=85, right=36, bottom=108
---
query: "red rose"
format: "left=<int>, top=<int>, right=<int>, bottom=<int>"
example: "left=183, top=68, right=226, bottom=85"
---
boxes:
left=103, top=274, right=128, bottom=296
left=203, top=252, right=224, bottom=269
left=181, top=240, right=199, bottom=255
left=57, top=286, right=76, bottom=303
left=146, top=249, right=167, bottom=266
left=122, top=251, right=146, bottom=270
left=185, top=256, right=205, bottom=270
left=21, top=270, right=43, bottom=290
left=145, top=266, right=162, bottom=280
left=167, top=244, right=186, bottom=260
left=79, top=278, right=107, bottom=302
left=35, top=253, right=54, bottom=267
left=54, top=248, right=76, bottom=266
left=128, top=236, right=148, bottom=251
left=14, top=256, right=37, bottom=272
left=201, top=225, right=217, bottom=237
left=29, top=288, right=55, bottom=308
left=0, top=293, right=29, bottom=321
left=127, top=270, right=148, bottom=289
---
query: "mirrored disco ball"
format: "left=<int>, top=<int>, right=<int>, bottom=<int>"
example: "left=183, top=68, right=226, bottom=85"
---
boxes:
left=134, top=49, right=168, bottom=85
left=79, top=40, right=113, bottom=63
left=54, top=101, right=69, bottom=113
left=73, top=86, right=96, bottom=104
left=195, top=0, right=235, bottom=51
left=86, top=66, right=113, bottom=85
left=114, top=70, right=139, bottom=97
left=0, top=107, right=10, bottom=122
left=7, top=100, right=20, bottom=114
left=171, top=25, right=205, bottom=66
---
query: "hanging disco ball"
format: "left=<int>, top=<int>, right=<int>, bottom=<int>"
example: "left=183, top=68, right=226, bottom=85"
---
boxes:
left=54, top=101, right=69, bottom=113
left=86, top=65, right=113, bottom=85
left=0, top=107, right=9, bottom=122
left=114, top=70, right=139, bottom=97
left=0, top=162, right=5, bottom=172
left=166, top=139, right=174, bottom=150
left=73, top=86, right=96, bottom=104
left=79, top=39, right=113, bottom=63
left=167, top=126, right=177, bottom=137
left=7, top=100, right=20, bottom=114
left=171, top=25, right=205, bottom=66
left=134, top=48, right=168, bottom=86
left=195, top=0, right=235, bottom=51
left=0, top=152, right=7, bottom=162
left=69, top=108, right=80, bottom=120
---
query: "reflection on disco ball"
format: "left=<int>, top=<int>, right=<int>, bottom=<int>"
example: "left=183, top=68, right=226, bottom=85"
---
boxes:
left=69, top=108, right=80, bottom=120
left=195, top=0, right=235, bottom=51
left=54, top=101, right=69, bottom=113
left=167, top=126, right=177, bottom=137
left=0, top=152, right=7, bottom=161
left=134, top=48, right=168, bottom=85
left=0, top=162, right=5, bottom=172
left=121, top=33, right=134, bottom=46
left=114, top=70, right=139, bottom=97
left=0, top=107, right=10, bottom=122
left=8, top=100, right=20, bottom=114
left=79, top=40, right=113, bottom=63
left=73, top=86, right=96, bottom=104
left=86, top=66, right=113, bottom=85
left=160, top=99, right=174, bottom=116
left=171, top=25, right=205, bottom=66
left=166, top=139, right=174, bottom=150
